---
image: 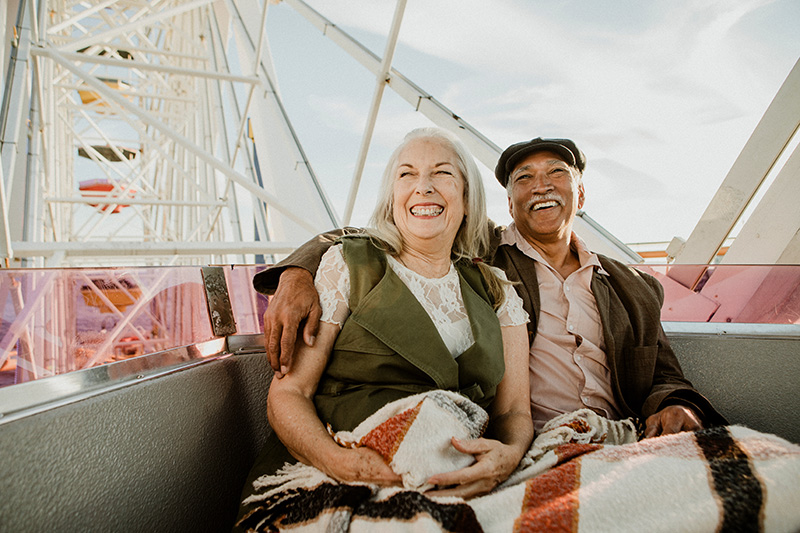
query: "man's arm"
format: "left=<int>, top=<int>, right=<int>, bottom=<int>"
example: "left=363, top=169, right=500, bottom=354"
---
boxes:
left=253, top=228, right=346, bottom=295
left=639, top=275, right=728, bottom=435
left=254, top=228, right=354, bottom=376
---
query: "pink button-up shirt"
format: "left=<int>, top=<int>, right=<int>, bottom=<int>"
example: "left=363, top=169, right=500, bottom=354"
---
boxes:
left=501, top=223, right=622, bottom=432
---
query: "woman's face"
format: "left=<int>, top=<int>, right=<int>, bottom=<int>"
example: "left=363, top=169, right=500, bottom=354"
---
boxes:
left=392, top=138, right=466, bottom=251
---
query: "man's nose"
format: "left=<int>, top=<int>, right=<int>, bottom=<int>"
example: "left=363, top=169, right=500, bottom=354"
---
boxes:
left=529, top=172, right=553, bottom=192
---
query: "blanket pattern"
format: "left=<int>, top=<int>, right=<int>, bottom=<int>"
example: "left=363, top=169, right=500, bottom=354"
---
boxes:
left=238, top=392, right=800, bottom=532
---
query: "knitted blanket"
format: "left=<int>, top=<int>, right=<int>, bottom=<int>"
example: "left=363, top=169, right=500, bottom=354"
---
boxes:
left=238, top=391, right=800, bottom=532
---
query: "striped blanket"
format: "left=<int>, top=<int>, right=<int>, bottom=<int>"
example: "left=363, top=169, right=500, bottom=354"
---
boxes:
left=238, top=391, right=800, bottom=532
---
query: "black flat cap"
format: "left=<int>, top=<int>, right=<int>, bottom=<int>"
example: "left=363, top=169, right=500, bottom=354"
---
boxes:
left=494, top=137, right=586, bottom=187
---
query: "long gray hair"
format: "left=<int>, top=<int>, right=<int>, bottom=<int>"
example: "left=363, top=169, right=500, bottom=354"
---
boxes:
left=366, top=127, right=489, bottom=261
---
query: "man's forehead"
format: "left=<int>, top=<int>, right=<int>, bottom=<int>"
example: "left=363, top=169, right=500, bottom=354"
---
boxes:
left=511, top=151, right=571, bottom=174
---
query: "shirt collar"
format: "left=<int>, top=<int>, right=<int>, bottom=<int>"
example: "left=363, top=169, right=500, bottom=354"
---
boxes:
left=501, top=222, right=608, bottom=276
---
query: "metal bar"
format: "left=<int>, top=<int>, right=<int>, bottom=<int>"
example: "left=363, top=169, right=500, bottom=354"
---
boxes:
left=10, top=240, right=300, bottom=258
left=0, top=0, right=32, bottom=193
left=285, top=0, right=501, bottom=166
left=46, top=0, right=117, bottom=35
left=228, top=0, right=339, bottom=228
left=342, top=0, right=407, bottom=225
left=674, top=58, right=800, bottom=266
left=32, top=49, right=261, bottom=84
left=41, top=48, right=319, bottom=234
left=286, top=0, right=640, bottom=261
left=0, top=338, right=229, bottom=426
left=0, top=160, right=12, bottom=260
left=201, top=266, right=237, bottom=336
left=721, top=140, right=800, bottom=264
left=229, top=0, right=270, bottom=168
left=57, top=0, right=214, bottom=53
left=43, top=195, right=226, bottom=207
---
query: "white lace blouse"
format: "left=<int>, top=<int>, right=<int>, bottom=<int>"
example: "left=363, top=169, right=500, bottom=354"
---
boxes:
left=315, top=245, right=529, bottom=358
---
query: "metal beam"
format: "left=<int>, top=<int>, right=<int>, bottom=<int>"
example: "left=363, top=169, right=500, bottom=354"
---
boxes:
left=342, top=0, right=407, bottom=225
left=43, top=195, right=227, bottom=208
left=40, top=49, right=261, bottom=84
left=11, top=240, right=299, bottom=258
left=285, top=0, right=641, bottom=262
left=40, top=46, right=261, bottom=84
left=285, top=0, right=501, bottom=168
left=721, top=142, right=800, bottom=264
left=40, top=47, right=319, bottom=234
left=57, top=0, right=214, bottom=53
left=0, top=157, right=12, bottom=260
left=674, top=58, right=800, bottom=265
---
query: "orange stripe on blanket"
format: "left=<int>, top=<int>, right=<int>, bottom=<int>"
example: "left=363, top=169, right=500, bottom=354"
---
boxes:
left=514, top=454, right=588, bottom=533
left=359, top=401, right=423, bottom=463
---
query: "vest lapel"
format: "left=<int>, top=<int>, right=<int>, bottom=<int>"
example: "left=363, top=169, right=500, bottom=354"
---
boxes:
left=456, top=267, right=505, bottom=401
left=350, top=266, right=459, bottom=390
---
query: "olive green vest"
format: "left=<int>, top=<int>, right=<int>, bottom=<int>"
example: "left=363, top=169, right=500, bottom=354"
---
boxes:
left=314, top=236, right=505, bottom=431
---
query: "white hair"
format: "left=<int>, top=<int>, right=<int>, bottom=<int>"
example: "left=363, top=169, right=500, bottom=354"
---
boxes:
left=366, top=127, right=489, bottom=261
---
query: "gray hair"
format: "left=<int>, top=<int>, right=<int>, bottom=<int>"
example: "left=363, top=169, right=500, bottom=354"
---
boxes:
left=366, top=127, right=489, bottom=261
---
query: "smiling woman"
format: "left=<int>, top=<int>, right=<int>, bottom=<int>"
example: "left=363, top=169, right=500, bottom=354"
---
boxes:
left=236, top=128, right=533, bottom=529
left=391, top=138, right=466, bottom=274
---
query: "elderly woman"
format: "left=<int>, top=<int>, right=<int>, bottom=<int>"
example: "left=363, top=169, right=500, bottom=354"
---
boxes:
left=239, top=128, right=531, bottom=518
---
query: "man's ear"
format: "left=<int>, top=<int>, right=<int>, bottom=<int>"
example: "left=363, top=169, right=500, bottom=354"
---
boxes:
left=507, top=194, right=514, bottom=216
left=577, top=182, right=585, bottom=209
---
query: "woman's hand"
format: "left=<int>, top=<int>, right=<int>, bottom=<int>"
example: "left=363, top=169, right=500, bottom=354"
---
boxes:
left=425, top=436, right=523, bottom=499
left=323, top=446, right=402, bottom=486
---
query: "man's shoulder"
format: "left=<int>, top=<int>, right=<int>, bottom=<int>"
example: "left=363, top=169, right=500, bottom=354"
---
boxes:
left=596, top=254, right=663, bottom=298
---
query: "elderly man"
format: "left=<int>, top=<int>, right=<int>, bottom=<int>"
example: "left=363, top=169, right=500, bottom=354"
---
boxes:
left=254, top=137, right=725, bottom=436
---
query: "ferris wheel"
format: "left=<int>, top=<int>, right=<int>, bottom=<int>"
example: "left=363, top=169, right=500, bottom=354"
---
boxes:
left=1, top=0, right=341, bottom=267
left=1, top=0, right=654, bottom=269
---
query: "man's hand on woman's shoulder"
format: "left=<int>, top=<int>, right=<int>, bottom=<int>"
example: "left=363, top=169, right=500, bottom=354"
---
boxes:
left=263, top=267, right=321, bottom=378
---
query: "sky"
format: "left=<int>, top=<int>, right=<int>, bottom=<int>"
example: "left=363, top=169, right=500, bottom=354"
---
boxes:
left=263, top=0, right=800, bottom=245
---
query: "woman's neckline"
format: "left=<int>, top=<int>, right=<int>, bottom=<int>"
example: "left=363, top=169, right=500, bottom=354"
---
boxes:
left=388, top=254, right=455, bottom=280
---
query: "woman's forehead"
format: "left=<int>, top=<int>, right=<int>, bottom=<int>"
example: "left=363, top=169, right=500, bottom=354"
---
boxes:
left=398, top=138, right=457, bottom=164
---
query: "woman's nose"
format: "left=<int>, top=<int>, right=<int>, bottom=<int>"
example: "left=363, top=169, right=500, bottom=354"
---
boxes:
left=415, top=175, right=434, bottom=194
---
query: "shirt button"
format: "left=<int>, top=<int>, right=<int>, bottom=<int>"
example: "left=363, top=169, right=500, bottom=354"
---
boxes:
left=575, top=355, right=582, bottom=362
left=568, top=324, right=574, bottom=331
left=565, top=285, right=571, bottom=292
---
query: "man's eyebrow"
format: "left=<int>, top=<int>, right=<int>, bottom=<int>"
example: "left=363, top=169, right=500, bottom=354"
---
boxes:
left=512, top=160, right=569, bottom=176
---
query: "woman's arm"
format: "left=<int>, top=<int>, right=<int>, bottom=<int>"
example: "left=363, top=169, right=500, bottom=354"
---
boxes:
left=267, top=321, right=401, bottom=485
left=426, top=323, right=532, bottom=498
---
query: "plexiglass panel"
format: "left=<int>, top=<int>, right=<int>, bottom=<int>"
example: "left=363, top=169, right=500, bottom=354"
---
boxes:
left=0, top=266, right=268, bottom=389
left=2, top=263, right=798, bottom=390
left=637, top=264, right=800, bottom=324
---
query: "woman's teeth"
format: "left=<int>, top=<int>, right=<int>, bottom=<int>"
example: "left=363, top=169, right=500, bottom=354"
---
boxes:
left=411, top=205, right=443, bottom=216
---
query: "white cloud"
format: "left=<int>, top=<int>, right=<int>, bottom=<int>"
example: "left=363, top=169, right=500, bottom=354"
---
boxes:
left=292, top=0, right=799, bottom=243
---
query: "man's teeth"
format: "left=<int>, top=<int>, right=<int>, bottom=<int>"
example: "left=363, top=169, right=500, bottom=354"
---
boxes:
left=411, top=205, right=443, bottom=216
left=533, top=200, right=559, bottom=211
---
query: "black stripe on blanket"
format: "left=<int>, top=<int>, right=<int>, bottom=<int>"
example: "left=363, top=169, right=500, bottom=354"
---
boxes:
left=695, top=426, right=763, bottom=532
left=238, top=483, right=483, bottom=532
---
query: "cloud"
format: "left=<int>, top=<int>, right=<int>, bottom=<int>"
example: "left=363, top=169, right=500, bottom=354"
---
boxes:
left=291, top=0, right=798, bottom=242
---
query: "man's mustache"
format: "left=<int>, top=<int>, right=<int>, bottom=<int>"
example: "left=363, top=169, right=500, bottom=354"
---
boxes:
left=524, top=193, right=564, bottom=211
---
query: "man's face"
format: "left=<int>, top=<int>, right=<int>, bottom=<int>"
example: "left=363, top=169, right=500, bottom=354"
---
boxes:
left=507, top=150, right=584, bottom=246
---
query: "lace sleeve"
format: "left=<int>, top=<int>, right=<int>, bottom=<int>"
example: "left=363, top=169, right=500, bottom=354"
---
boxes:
left=492, top=266, right=529, bottom=327
left=314, top=245, right=350, bottom=327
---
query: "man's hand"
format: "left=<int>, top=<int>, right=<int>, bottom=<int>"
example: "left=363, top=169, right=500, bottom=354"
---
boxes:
left=263, top=267, right=321, bottom=378
left=644, top=404, right=702, bottom=438
left=425, top=437, right=522, bottom=499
